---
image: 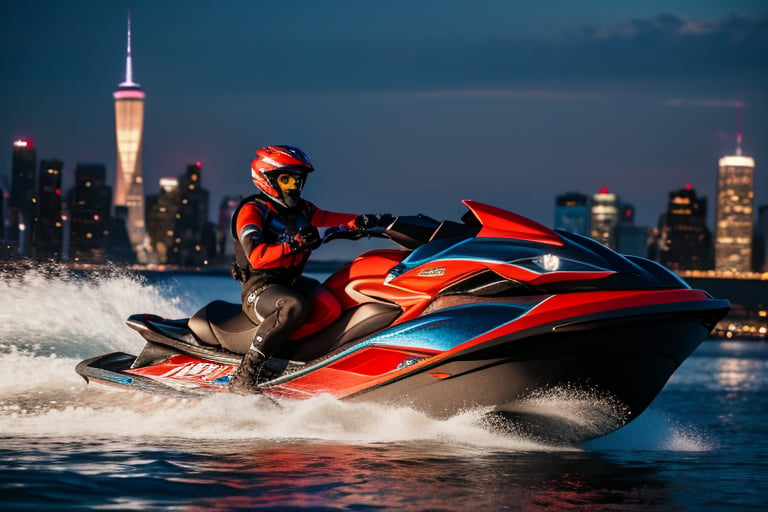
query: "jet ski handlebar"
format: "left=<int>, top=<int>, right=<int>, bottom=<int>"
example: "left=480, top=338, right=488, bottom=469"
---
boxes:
left=322, top=213, right=477, bottom=250
left=321, top=225, right=390, bottom=243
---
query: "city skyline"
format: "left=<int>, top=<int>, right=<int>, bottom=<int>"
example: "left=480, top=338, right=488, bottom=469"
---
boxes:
left=1, top=1, right=766, bottom=233
left=0, top=137, right=749, bottom=269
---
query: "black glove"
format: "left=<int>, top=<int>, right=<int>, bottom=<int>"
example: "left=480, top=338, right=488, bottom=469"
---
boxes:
left=377, top=213, right=395, bottom=228
left=286, top=227, right=321, bottom=254
left=354, top=213, right=394, bottom=230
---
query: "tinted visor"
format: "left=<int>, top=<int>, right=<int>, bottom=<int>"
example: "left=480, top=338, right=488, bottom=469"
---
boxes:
left=275, top=172, right=304, bottom=192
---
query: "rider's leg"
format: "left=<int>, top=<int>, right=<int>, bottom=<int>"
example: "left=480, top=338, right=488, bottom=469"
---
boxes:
left=230, top=284, right=308, bottom=394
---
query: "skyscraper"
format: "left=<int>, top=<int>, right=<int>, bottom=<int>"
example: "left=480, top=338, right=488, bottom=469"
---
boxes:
left=590, top=188, right=620, bottom=249
left=658, top=185, right=711, bottom=271
left=169, top=163, right=213, bottom=266
left=36, top=159, right=64, bottom=259
left=146, top=177, right=180, bottom=263
left=9, top=139, right=37, bottom=256
left=113, top=15, right=146, bottom=259
left=0, top=184, right=5, bottom=246
left=218, top=195, right=243, bottom=257
left=754, top=205, right=768, bottom=272
left=554, top=192, right=589, bottom=235
left=68, top=163, right=111, bottom=263
left=615, top=203, right=649, bottom=257
left=715, top=138, right=755, bottom=273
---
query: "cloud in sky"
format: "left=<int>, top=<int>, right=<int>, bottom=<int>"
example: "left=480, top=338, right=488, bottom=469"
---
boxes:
left=663, top=98, right=745, bottom=108
left=216, top=12, right=766, bottom=92
left=4, top=4, right=765, bottom=97
left=382, top=89, right=613, bottom=100
left=129, top=11, right=768, bottom=98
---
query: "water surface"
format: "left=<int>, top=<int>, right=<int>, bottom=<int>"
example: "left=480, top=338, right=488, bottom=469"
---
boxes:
left=1, top=266, right=766, bottom=511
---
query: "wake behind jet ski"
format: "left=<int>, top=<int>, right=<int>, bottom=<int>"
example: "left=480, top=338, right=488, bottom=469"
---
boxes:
left=77, top=200, right=729, bottom=442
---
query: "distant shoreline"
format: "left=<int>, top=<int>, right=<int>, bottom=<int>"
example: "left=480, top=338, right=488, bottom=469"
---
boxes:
left=134, top=259, right=352, bottom=277
left=57, top=259, right=353, bottom=277
left=0, top=257, right=352, bottom=279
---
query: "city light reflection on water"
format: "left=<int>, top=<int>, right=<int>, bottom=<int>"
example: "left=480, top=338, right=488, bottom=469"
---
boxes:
left=715, top=356, right=766, bottom=391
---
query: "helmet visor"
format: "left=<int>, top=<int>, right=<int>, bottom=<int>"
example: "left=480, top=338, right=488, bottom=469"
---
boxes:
left=275, top=172, right=304, bottom=193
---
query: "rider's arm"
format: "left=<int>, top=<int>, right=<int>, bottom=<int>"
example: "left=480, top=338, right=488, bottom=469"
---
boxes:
left=307, top=202, right=358, bottom=229
left=236, top=204, right=293, bottom=268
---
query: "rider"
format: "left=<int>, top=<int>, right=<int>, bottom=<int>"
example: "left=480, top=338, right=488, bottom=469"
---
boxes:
left=229, top=145, right=391, bottom=394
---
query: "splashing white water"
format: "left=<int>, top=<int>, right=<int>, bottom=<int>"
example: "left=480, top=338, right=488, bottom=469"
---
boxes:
left=490, top=385, right=632, bottom=446
left=585, top=408, right=715, bottom=452
left=0, top=347, right=550, bottom=451
left=0, top=264, right=184, bottom=356
left=0, top=265, right=710, bottom=452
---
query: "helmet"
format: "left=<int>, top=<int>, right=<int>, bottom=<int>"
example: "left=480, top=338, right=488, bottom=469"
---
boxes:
left=251, top=145, right=314, bottom=206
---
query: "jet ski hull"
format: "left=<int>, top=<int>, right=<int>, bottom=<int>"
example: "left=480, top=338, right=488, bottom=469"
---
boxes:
left=77, top=295, right=728, bottom=441
left=342, top=307, right=717, bottom=442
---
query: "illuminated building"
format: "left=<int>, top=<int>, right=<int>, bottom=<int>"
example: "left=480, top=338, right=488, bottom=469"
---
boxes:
left=0, top=184, right=4, bottom=244
left=658, top=185, right=711, bottom=271
left=146, top=163, right=217, bottom=266
left=169, top=163, right=215, bottom=266
left=9, top=139, right=37, bottom=256
left=36, top=159, right=64, bottom=259
left=113, top=15, right=146, bottom=259
left=615, top=203, right=650, bottom=257
left=146, top=177, right=180, bottom=263
left=218, top=195, right=243, bottom=257
left=715, top=139, right=755, bottom=273
left=554, top=192, right=589, bottom=235
left=590, top=188, right=620, bottom=249
left=755, top=205, right=768, bottom=272
left=68, top=163, right=111, bottom=263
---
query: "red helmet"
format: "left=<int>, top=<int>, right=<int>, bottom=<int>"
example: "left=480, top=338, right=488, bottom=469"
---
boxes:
left=251, top=145, right=314, bottom=202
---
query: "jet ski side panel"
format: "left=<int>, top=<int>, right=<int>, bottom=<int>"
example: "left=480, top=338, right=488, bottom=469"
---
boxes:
left=264, top=291, right=727, bottom=398
left=340, top=310, right=717, bottom=442
left=76, top=352, right=212, bottom=398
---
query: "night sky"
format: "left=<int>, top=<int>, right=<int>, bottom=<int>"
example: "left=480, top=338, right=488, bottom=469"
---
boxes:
left=2, top=1, right=767, bottom=258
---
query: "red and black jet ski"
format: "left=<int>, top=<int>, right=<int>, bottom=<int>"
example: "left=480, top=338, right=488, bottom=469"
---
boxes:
left=77, top=200, right=729, bottom=442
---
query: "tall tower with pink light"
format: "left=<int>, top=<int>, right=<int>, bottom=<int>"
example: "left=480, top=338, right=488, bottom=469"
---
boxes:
left=113, top=13, right=147, bottom=261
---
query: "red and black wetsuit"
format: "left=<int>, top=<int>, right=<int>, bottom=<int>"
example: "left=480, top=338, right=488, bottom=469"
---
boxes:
left=232, top=194, right=357, bottom=289
left=228, top=194, right=357, bottom=355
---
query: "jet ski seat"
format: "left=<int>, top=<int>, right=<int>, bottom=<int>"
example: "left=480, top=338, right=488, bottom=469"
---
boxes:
left=188, top=299, right=401, bottom=362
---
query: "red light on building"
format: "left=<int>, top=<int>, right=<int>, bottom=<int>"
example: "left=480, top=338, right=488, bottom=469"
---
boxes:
left=13, top=138, right=34, bottom=148
left=599, top=187, right=609, bottom=194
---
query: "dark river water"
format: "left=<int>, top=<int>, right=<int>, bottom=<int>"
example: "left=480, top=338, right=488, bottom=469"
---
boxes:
left=1, top=268, right=766, bottom=511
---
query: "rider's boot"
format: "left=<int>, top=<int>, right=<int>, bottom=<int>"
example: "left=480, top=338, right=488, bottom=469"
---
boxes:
left=229, top=340, right=267, bottom=394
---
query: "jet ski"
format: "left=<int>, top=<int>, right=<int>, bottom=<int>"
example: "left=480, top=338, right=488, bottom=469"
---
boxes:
left=77, top=200, right=729, bottom=442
